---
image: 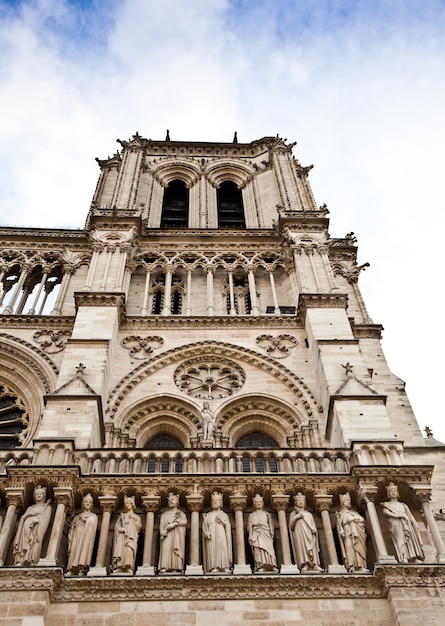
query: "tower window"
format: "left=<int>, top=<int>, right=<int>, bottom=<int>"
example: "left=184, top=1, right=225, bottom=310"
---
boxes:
left=161, top=179, right=189, bottom=228
left=217, top=181, right=245, bottom=228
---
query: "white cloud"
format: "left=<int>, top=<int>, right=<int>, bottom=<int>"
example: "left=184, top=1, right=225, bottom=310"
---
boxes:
left=1, top=0, right=445, bottom=440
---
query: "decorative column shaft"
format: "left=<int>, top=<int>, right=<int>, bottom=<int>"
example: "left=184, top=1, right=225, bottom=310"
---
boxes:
left=27, top=270, right=48, bottom=315
left=247, top=268, right=259, bottom=315
left=140, top=270, right=151, bottom=316
left=293, top=248, right=309, bottom=293
left=137, top=495, right=160, bottom=575
left=39, top=488, right=73, bottom=566
left=185, top=494, right=204, bottom=575
left=88, top=495, right=117, bottom=576
left=268, top=270, right=280, bottom=315
left=0, top=489, right=24, bottom=566
left=359, top=486, right=396, bottom=564
left=315, top=494, right=346, bottom=573
left=228, top=271, right=236, bottom=316
left=162, top=266, right=173, bottom=316
left=417, top=491, right=445, bottom=564
left=272, top=495, right=299, bottom=573
left=83, top=248, right=100, bottom=291
left=99, top=247, right=113, bottom=291
left=206, top=267, right=214, bottom=316
left=308, top=250, right=322, bottom=292
left=3, top=268, right=28, bottom=314
left=51, top=267, right=72, bottom=315
left=186, top=269, right=192, bottom=316
left=230, top=494, right=250, bottom=574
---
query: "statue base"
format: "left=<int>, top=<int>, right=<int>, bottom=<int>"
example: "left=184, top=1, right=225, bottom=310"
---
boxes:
left=87, top=566, right=108, bottom=577
left=328, top=564, right=348, bottom=574
left=279, top=564, right=300, bottom=574
left=185, top=564, right=204, bottom=576
left=232, top=564, right=252, bottom=575
left=136, top=565, right=156, bottom=576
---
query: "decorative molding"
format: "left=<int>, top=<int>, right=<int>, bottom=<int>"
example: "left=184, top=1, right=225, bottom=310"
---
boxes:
left=33, top=329, right=70, bottom=354
left=121, top=335, right=164, bottom=359
left=174, top=358, right=245, bottom=399
left=256, top=334, right=298, bottom=358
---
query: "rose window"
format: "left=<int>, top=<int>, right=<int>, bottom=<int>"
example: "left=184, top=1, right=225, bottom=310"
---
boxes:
left=174, top=358, right=245, bottom=399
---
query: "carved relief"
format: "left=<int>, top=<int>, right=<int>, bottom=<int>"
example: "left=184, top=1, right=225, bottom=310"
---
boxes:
left=256, top=334, right=298, bottom=358
left=33, top=329, right=70, bottom=353
left=174, top=358, right=245, bottom=399
left=121, top=335, right=164, bottom=359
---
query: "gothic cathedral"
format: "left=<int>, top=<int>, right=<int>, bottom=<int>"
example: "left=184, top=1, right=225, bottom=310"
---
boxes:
left=0, top=133, right=444, bottom=625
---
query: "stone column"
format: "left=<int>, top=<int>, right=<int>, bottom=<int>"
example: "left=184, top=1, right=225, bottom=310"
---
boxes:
left=99, top=247, right=113, bottom=291
left=140, top=270, right=151, bottom=315
left=358, top=485, right=396, bottom=564
left=268, top=270, right=280, bottom=315
left=308, top=250, right=322, bottom=292
left=416, top=490, right=445, bottom=564
left=136, top=495, right=160, bottom=575
left=230, top=494, right=251, bottom=574
left=247, top=268, right=259, bottom=315
left=314, top=494, right=346, bottom=573
left=185, top=494, right=203, bottom=575
left=272, top=494, right=299, bottom=573
left=320, top=246, right=339, bottom=292
left=162, top=266, right=173, bottom=315
left=186, top=269, right=192, bottom=316
left=39, top=487, right=73, bottom=566
left=0, top=489, right=25, bottom=566
left=88, top=495, right=117, bottom=576
left=3, top=267, right=28, bottom=314
left=292, top=247, right=309, bottom=293
left=206, top=266, right=215, bottom=316
left=27, top=268, right=48, bottom=314
left=51, top=267, right=74, bottom=315
left=228, top=270, right=236, bottom=315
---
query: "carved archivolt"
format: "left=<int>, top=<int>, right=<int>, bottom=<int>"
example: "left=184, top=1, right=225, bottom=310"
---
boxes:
left=0, top=333, right=58, bottom=446
left=111, top=396, right=201, bottom=448
left=107, top=341, right=322, bottom=425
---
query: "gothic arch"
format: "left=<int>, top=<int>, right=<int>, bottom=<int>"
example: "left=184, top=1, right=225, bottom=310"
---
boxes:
left=111, top=396, right=200, bottom=448
left=151, top=160, right=201, bottom=188
left=216, top=394, right=303, bottom=446
left=0, top=333, right=58, bottom=447
left=107, top=341, right=322, bottom=425
left=205, top=160, right=255, bottom=188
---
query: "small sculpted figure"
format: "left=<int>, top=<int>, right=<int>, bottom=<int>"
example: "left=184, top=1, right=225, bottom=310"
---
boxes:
left=201, top=402, right=215, bottom=441
left=158, top=493, right=187, bottom=573
left=202, top=492, right=232, bottom=573
left=13, top=485, right=52, bottom=566
left=247, top=494, right=278, bottom=572
left=112, top=496, right=142, bottom=573
left=67, top=493, right=98, bottom=575
left=289, top=493, right=323, bottom=572
left=382, top=482, right=424, bottom=563
left=336, top=493, right=368, bottom=572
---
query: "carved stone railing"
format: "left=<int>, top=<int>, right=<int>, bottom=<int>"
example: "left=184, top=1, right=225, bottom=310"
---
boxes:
left=73, top=448, right=353, bottom=476
left=352, top=442, right=405, bottom=466
left=0, top=450, right=34, bottom=473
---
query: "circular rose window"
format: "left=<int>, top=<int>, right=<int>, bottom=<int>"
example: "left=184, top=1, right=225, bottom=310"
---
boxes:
left=174, top=358, right=245, bottom=399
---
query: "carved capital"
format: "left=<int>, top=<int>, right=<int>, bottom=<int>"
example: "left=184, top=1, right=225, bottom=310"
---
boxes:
left=314, top=494, right=333, bottom=512
left=53, top=487, right=74, bottom=512
left=98, top=494, right=117, bottom=514
left=141, top=495, right=160, bottom=513
left=230, top=494, right=247, bottom=513
left=271, top=494, right=289, bottom=512
left=186, top=494, right=203, bottom=513
left=5, top=487, right=25, bottom=512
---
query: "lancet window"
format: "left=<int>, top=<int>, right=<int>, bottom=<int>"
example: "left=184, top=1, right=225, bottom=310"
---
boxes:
left=150, top=273, right=184, bottom=315
left=217, top=181, right=245, bottom=228
left=160, top=179, right=189, bottom=228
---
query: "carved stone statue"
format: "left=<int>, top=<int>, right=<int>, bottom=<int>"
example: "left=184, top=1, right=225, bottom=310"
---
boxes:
left=201, top=401, right=215, bottom=441
left=247, top=494, right=278, bottom=572
left=158, top=492, right=187, bottom=573
left=289, top=493, right=323, bottom=572
left=336, top=492, right=368, bottom=572
left=202, top=492, right=232, bottom=573
left=66, top=493, right=98, bottom=575
left=13, top=485, right=52, bottom=566
left=382, top=482, right=424, bottom=563
left=111, top=496, right=142, bottom=573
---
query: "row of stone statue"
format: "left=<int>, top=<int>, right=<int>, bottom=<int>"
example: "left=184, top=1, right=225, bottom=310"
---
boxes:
left=9, top=483, right=424, bottom=575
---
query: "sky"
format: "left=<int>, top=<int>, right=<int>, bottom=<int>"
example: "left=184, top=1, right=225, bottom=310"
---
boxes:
left=0, top=0, right=444, bottom=441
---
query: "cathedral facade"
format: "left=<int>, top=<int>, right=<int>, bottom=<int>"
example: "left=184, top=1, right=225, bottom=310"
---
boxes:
left=0, top=133, right=444, bottom=625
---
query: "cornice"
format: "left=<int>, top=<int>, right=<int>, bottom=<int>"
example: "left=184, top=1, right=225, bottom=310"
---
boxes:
left=0, top=316, right=74, bottom=331
left=1, top=565, right=443, bottom=602
left=297, top=293, right=348, bottom=318
left=74, top=292, right=126, bottom=322
left=352, top=465, right=434, bottom=483
left=122, top=315, right=303, bottom=331
left=351, top=323, right=384, bottom=340
left=0, top=228, right=87, bottom=241
left=140, top=227, right=281, bottom=241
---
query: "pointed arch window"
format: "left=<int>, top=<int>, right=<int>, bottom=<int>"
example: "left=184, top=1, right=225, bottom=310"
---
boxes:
left=217, top=181, right=245, bottom=228
left=161, top=179, right=189, bottom=228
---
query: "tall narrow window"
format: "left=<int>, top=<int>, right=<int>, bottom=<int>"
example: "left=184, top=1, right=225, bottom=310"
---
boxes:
left=161, top=180, right=189, bottom=228
left=217, top=181, right=245, bottom=228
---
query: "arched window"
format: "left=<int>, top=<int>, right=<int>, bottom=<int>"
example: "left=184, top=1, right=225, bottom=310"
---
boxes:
left=0, top=384, right=28, bottom=449
left=150, top=273, right=184, bottom=315
left=145, top=433, right=184, bottom=449
left=235, top=432, right=278, bottom=449
left=217, top=181, right=245, bottom=228
left=161, top=180, right=189, bottom=228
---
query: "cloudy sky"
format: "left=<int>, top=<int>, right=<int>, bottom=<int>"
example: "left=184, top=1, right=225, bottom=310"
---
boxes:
left=1, top=0, right=444, bottom=441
